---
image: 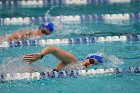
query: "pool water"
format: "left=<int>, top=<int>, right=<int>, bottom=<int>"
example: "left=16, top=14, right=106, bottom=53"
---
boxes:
left=0, top=1, right=140, bottom=93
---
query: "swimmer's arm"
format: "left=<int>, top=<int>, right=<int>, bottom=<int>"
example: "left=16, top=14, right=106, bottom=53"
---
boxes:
left=39, top=46, right=56, bottom=56
left=7, top=32, right=19, bottom=41
left=24, top=45, right=76, bottom=64
left=23, top=46, right=58, bottom=62
left=7, top=30, right=33, bottom=41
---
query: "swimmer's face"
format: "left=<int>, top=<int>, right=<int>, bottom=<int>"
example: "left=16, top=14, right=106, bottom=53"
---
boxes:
left=39, top=27, right=51, bottom=35
left=82, top=58, right=98, bottom=68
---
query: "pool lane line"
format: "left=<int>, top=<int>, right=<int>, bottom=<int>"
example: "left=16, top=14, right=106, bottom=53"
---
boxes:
left=1, top=13, right=140, bottom=25
left=0, top=34, right=139, bottom=48
left=0, top=67, right=140, bottom=83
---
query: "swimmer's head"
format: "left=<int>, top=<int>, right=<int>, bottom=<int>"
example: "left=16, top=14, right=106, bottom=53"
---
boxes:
left=39, top=22, right=54, bottom=35
left=85, top=54, right=103, bottom=64
left=82, top=58, right=98, bottom=68
left=81, top=54, right=103, bottom=68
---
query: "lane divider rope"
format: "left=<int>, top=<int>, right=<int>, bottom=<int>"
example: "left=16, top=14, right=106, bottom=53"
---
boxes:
left=0, top=13, right=140, bottom=25
left=0, top=0, right=139, bottom=7
left=0, top=67, right=140, bottom=83
left=0, top=35, right=140, bottom=48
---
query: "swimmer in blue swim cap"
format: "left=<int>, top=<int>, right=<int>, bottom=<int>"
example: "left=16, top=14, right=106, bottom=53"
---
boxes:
left=23, top=46, right=103, bottom=71
left=86, top=54, right=103, bottom=63
left=82, top=54, right=103, bottom=68
left=0, top=22, right=54, bottom=42
left=39, top=22, right=54, bottom=35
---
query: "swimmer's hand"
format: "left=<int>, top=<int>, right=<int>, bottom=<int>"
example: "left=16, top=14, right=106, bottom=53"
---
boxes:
left=23, top=53, right=43, bottom=64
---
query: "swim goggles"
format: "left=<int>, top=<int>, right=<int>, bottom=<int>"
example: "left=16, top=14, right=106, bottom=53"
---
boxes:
left=89, top=58, right=96, bottom=65
left=40, top=28, right=50, bottom=35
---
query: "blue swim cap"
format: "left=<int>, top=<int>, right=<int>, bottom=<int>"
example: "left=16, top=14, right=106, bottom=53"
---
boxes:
left=40, top=22, right=54, bottom=32
left=86, top=54, right=103, bottom=63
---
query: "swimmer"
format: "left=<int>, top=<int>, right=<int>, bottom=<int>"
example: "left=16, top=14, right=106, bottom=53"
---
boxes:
left=0, top=22, right=54, bottom=42
left=23, top=46, right=103, bottom=71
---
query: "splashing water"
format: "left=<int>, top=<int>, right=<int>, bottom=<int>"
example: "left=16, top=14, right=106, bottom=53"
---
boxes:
left=85, top=52, right=124, bottom=68
left=0, top=53, right=124, bottom=74
left=60, top=61, right=84, bottom=71
left=45, top=6, right=57, bottom=17
left=60, top=53, right=124, bottom=71
left=0, top=56, right=31, bottom=74
left=45, top=6, right=64, bottom=37
left=102, top=55, right=124, bottom=68
left=0, top=56, right=51, bottom=74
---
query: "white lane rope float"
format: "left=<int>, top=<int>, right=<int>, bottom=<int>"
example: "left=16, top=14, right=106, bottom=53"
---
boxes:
left=0, top=35, right=140, bottom=48
left=0, top=0, right=139, bottom=7
left=0, top=67, right=140, bottom=83
left=0, top=13, right=140, bottom=25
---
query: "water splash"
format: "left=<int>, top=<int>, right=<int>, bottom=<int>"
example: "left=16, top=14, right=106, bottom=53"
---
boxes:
left=45, top=5, right=58, bottom=23
left=0, top=56, right=32, bottom=74
left=60, top=61, right=84, bottom=71
left=85, top=52, right=124, bottom=68
left=61, top=52, right=124, bottom=71
left=0, top=56, right=51, bottom=74
left=45, top=5, right=64, bottom=37
left=45, top=6, right=57, bottom=17
left=31, top=62, right=52, bottom=72
left=102, top=55, right=124, bottom=68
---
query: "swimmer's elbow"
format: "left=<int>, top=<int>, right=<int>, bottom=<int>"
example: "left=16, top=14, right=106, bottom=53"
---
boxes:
left=43, top=45, right=57, bottom=53
left=47, top=45, right=54, bottom=48
left=46, top=45, right=56, bottom=50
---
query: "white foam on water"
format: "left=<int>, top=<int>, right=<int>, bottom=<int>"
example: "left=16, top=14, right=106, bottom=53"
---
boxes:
left=0, top=56, right=51, bottom=74
left=60, top=61, right=84, bottom=71
left=103, top=55, right=124, bottom=67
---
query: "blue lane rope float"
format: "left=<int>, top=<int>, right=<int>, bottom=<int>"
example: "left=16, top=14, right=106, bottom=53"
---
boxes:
left=0, top=67, right=140, bottom=83
left=0, top=35, right=140, bottom=48
left=0, top=0, right=140, bottom=7
left=1, top=13, right=140, bottom=25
